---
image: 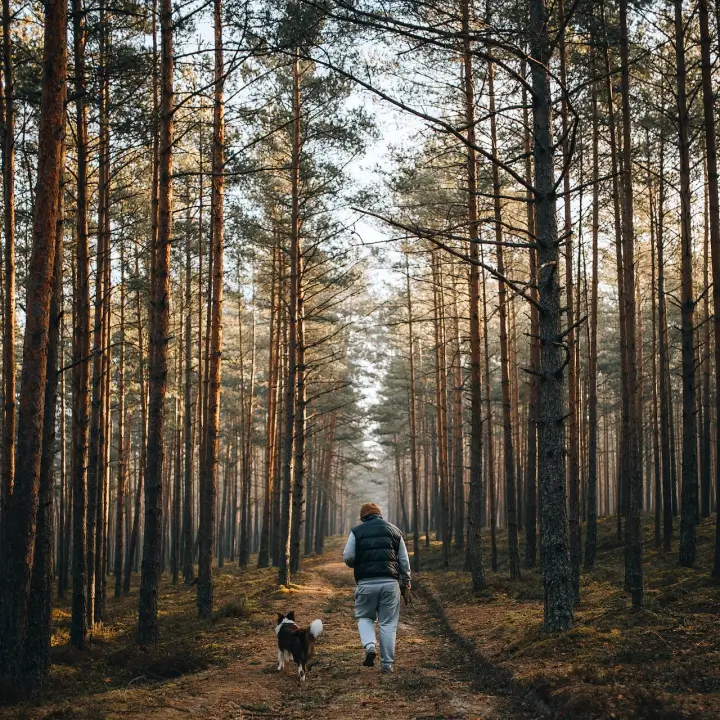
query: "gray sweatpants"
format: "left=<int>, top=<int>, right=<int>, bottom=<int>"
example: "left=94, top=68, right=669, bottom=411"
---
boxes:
left=354, top=580, right=401, bottom=665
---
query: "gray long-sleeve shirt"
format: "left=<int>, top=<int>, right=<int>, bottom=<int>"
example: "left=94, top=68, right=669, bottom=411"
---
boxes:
left=343, top=531, right=411, bottom=586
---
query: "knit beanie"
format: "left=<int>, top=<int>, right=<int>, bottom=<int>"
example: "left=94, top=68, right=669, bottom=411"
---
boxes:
left=360, top=502, right=382, bottom=519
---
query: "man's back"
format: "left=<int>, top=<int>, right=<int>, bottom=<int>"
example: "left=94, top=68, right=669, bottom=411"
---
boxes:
left=350, top=516, right=402, bottom=583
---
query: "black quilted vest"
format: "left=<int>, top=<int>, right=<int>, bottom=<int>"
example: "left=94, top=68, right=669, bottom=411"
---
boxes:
left=351, top=516, right=402, bottom=582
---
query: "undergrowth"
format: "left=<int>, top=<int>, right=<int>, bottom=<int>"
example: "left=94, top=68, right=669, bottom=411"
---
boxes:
left=420, top=514, right=720, bottom=719
left=13, top=563, right=276, bottom=711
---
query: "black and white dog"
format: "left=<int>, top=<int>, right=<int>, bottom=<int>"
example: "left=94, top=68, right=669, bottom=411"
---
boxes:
left=275, top=611, right=324, bottom=681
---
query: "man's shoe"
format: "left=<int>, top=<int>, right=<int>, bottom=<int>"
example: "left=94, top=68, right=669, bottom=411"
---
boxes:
left=381, top=664, right=394, bottom=674
left=363, top=644, right=377, bottom=667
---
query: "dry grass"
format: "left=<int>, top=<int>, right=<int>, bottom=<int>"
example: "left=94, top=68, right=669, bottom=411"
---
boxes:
left=3, top=562, right=282, bottom=718
left=420, top=515, right=720, bottom=719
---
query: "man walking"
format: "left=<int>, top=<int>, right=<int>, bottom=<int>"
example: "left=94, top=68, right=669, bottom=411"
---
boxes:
left=342, top=503, right=411, bottom=673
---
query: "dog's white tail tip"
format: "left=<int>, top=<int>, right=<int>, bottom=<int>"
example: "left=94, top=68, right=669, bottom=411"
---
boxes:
left=310, top=619, right=324, bottom=638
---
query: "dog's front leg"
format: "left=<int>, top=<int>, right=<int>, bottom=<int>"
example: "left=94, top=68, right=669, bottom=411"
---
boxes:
left=277, top=649, right=285, bottom=671
left=298, top=664, right=306, bottom=682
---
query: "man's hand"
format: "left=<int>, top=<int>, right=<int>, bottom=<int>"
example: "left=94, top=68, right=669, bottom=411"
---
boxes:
left=400, top=581, right=413, bottom=606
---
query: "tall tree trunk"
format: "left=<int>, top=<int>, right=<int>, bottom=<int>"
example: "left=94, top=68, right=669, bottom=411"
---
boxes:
left=647, top=131, right=662, bottom=551
left=618, top=0, right=643, bottom=606
left=559, top=0, right=580, bottom=603
left=394, top=438, right=410, bottom=531
left=58, top=311, right=68, bottom=600
left=698, top=0, right=720, bottom=577
left=601, top=0, right=629, bottom=543
left=460, top=0, right=485, bottom=589
left=487, top=44, right=520, bottom=581
left=198, top=0, right=224, bottom=617
left=522, top=57, right=538, bottom=569
left=70, top=0, right=90, bottom=647
left=278, top=250, right=294, bottom=581
left=96, top=142, right=112, bottom=622
left=238, top=313, right=248, bottom=564
left=675, top=0, right=698, bottom=568
left=431, top=252, right=450, bottom=567
left=405, top=257, right=421, bottom=571
left=200, top=144, right=213, bottom=506
left=24, top=170, right=64, bottom=685
left=668, top=357, right=678, bottom=517
left=584, top=71, right=600, bottom=570
left=239, top=301, right=256, bottom=566
left=196, top=136, right=205, bottom=562
left=1, top=0, right=16, bottom=532
left=451, top=277, right=464, bottom=549
left=124, top=244, right=148, bottom=592
left=655, top=130, right=673, bottom=552
left=86, top=134, right=106, bottom=627
left=280, top=53, right=302, bottom=586
left=701, top=164, right=711, bottom=521
left=182, top=193, right=195, bottom=583
left=0, top=0, right=66, bottom=683
left=171, top=390, right=181, bottom=583
left=529, top=0, right=574, bottom=631
left=218, top=438, right=228, bottom=568
left=481, top=254, right=497, bottom=572
left=114, top=245, right=127, bottom=596
left=87, top=0, right=110, bottom=627
left=138, top=0, right=173, bottom=643
left=258, top=242, right=279, bottom=568
left=289, top=52, right=306, bottom=576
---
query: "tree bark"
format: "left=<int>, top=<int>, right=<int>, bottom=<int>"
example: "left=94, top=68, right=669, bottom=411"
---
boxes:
left=24, top=169, right=64, bottom=685
left=700, top=163, right=711, bottom=521
left=675, top=0, right=698, bottom=568
left=431, top=252, right=450, bottom=567
left=451, top=277, right=464, bottom=549
left=289, top=52, right=306, bottom=577
left=584, top=71, right=600, bottom=570
left=522, top=58, right=538, bottom=569
left=70, top=0, right=90, bottom=647
left=559, top=0, right=580, bottom=603
left=198, top=0, right=224, bottom=616
left=259, top=241, right=279, bottom=568
left=404, top=256, right=421, bottom=571
left=171, top=390, right=181, bottom=582
left=618, top=0, right=643, bottom=605
left=0, top=0, right=66, bottom=683
left=646, top=130, right=662, bottom=551
left=183, top=192, right=195, bottom=583
left=58, top=310, right=68, bottom=600
left=114, top=244, right=127, bottom=596
left=487, top=44, right=520, bottom=581
left=1, top=0, right=16, bottom=531
left=124, top=244, right=148, bottom=592
left=529, top=0, right=574, bottom=631
left=480, top=252, right=496, bottom=572
left=698, top=0, right=720, bottom=577
left=239, top=302, right=256, bottom=566
left=460, top=0, right=485, bottom=590
left=138, top=0, right=173, bottom=643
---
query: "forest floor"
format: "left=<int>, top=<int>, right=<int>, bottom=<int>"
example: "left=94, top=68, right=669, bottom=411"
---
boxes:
left=4, top=517, right=718, bottom=720
left=420, top=515, right=720, bottom=719
left=3, top=543, right=535, bottom=720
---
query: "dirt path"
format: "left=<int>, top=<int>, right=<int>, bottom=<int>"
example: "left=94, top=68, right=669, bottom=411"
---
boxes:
left=27, top=558, right=535, bottom=720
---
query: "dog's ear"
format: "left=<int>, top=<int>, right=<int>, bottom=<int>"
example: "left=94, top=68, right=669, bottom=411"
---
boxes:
left=286, top=611, right=295, bottom=621
left=277, top=613, right=284, bottom=624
